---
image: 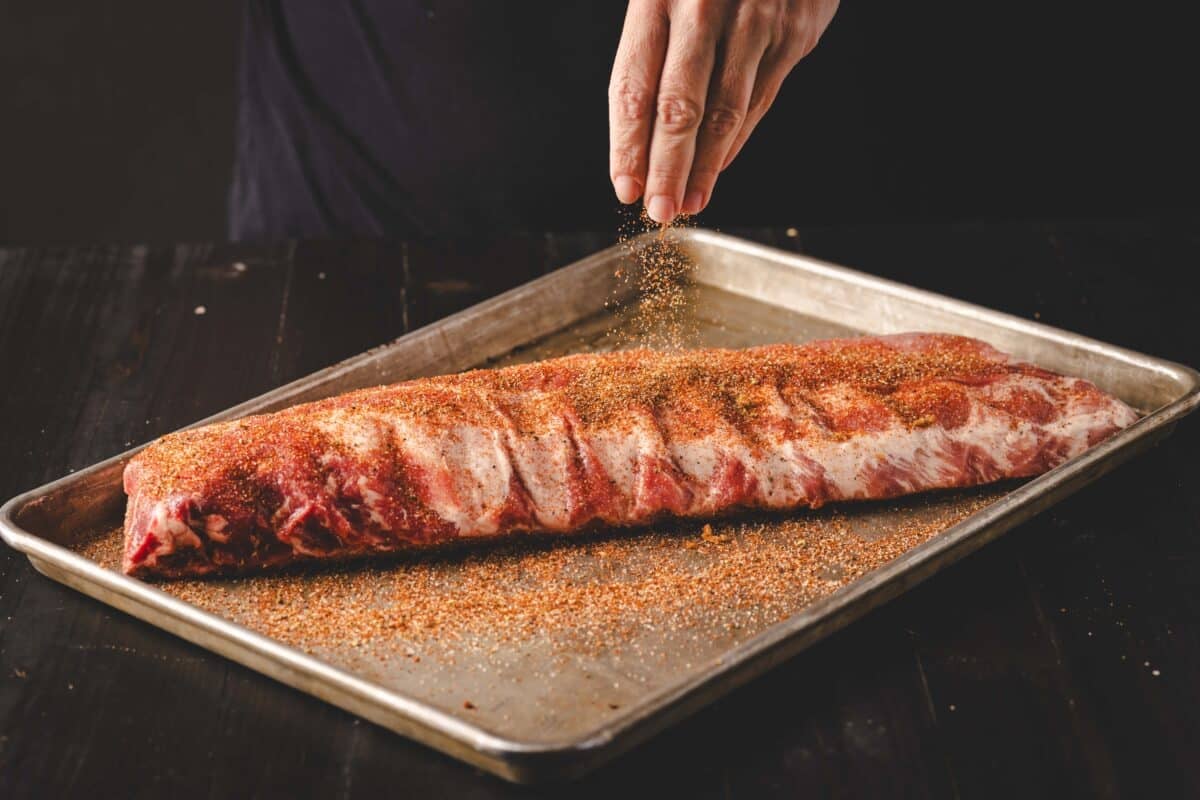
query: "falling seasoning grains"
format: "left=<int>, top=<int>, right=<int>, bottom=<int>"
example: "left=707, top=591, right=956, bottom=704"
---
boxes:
left=193, top=305, right=207, bottom=316
left=608, top=209, right=699, bottom=350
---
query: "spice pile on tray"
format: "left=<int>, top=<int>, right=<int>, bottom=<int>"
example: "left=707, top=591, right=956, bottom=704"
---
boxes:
left=82, top=490, right=995, bottom=664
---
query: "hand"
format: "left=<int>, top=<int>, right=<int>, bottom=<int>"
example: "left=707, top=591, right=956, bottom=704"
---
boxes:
left=608, top=0, right=839, bottom=223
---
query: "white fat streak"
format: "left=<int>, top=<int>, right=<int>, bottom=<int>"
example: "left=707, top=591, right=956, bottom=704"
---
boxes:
left=781, top=406, right=1028, bottom=501
left=356, top=476, right=385, bottom=507
left=1045, top=380, right=1139, bottom=439
left=668, top=439, right=719, bottom=487
left=204, top=514, right=231, bottom=543
left=395, top=418, right=513, bottom=536
left=620, top=378, right=1131, bottom=511
left=358, top=373, right=1136, bottom=536
left=615, top=408, right=675, bottom=517
left=315, top=410, right=381, bottom=455
left=503, top=422, right=575, bottom=530
left=983, top=374, right=1055, bottom=406
left=811, top=382, right=869, bottom=418
left=586, top=428, right=640, bottom=500
left=356, top=476, right=389, bottom=527
left=746, top=384, right=824, bottom=506
left=147, top=501, right=203, bottom=557
left=813, top=420, right=984, bottom=499
left=312, top=414, right=395, bottom=529
left=660, top=383, right=826, bottom=510
left=765, top=387, right=1131, bottom=502
left=583, top=411, right=664, bottom=520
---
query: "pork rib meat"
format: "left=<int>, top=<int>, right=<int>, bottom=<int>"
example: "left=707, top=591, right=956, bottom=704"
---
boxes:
left=122, top=333, right=1138, bottom=577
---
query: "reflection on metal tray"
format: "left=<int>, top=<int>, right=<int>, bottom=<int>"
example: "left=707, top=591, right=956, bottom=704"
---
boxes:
left=2, top=229, right=1198, bottom=783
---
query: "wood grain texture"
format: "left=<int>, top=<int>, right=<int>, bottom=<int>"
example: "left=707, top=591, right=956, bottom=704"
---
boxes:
left=1, top=223, right=1197, bottom=798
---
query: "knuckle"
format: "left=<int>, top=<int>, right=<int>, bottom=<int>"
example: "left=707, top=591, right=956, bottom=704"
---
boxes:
left=792, top=39, right=817, bottom=60
left=750, top=91, right=775, bottom=117
left=685, top=0, right=720, bottom=17
left=609, top=77, right=654, bottom=122
left=656, top=93, right=704, bottom=133
left=777, top=41, right=808, bottom=66
left=736, top=0, right=784, bottom=33
left=792, top=31, right=820, bottom=59
left=688, top=166, right=720, bottom=187
left=785, top=28, right=816, bottom=58
left=610, top=143, right=645, bottom=172
left=646, top=162, right=683, bottom=184
left=704, top=105, right=744, bottom=137
left=783, top=9, right=827, bottom=59
left=750, top=74, right=785, bottom=112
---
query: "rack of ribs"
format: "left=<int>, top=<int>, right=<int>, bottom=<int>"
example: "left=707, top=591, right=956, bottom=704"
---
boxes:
left=122, top=333, right=1138, bottom=578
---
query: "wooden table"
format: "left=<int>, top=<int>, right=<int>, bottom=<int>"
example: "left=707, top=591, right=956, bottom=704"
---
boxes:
left=2, top=221, right=1197, bottom=797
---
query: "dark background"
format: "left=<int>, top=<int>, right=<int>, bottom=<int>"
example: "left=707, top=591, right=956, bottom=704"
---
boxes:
left=2, top=1, right=1197, bottom=245
left=3, top=3, right=1200, bottom=797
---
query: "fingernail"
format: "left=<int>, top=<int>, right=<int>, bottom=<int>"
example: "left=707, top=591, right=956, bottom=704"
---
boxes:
left=682, top=190, right=704, bottom=215
left=613, top=175, right=642, bottom=204
left=646, top=195, right=676, bottom=224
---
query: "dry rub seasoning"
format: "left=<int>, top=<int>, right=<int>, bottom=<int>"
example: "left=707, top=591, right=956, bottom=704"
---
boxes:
left=608, top=209, right=699, bottom=351
left=79, top=490, right=996, bottom=664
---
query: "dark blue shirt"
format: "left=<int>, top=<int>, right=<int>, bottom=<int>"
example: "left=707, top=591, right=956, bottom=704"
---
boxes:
left=230, top=1, right=624, bottom=239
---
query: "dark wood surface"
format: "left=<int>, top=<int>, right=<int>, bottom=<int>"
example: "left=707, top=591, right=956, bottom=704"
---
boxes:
left=1, top=221, right=1197, bottom=798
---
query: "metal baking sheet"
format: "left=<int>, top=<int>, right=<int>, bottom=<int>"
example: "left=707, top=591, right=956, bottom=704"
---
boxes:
left=2, top=229, right=1197, bottom=783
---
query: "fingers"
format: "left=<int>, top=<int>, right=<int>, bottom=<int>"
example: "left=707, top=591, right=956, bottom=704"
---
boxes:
left=611, top=0, right=839, bottom=218
left=682, top=17, right=771, bottom=215
left=719, top=1, right=838, bottom=173
left=609, top=1, right=670, bottom=205
left=642, top=11, right=720, bottom=223
left=720, top=49, right=792, bottom=172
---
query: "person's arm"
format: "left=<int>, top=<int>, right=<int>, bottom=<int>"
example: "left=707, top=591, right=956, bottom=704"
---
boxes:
left=608, top=0, right=839, bottom=223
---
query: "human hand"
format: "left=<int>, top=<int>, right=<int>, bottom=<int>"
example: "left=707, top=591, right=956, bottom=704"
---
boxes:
left=608, top=0, right=839, bottom=223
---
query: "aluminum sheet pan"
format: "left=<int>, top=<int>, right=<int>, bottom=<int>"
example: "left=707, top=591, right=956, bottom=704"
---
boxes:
left=3, top=229, right=1198, bottom=783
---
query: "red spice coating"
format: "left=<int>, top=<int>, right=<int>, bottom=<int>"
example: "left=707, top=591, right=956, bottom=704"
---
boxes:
left=122, top=333, right=1137, bottom=578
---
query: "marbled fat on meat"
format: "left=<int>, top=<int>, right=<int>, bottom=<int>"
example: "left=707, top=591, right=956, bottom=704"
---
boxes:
left=122, top=334, right=1139, bottom=578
